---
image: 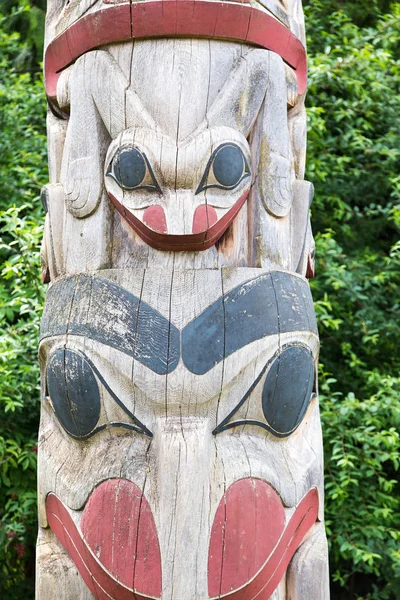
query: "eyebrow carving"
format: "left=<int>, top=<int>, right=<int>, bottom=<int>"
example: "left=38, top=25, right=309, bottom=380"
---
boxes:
left=41, top=273, right=317, bottom=376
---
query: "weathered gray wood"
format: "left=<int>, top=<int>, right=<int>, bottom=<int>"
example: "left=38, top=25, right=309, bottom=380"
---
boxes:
left=38, top=1, right=329, bottom=598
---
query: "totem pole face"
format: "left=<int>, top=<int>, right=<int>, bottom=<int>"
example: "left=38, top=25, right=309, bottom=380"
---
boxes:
left=37, top=1, right=329, bottom=599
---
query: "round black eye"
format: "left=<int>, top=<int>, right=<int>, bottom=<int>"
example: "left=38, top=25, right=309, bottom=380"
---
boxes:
left=196, top=143, right=250, bottom=194
left=213, top=144, right=246, bottom=188
left=116, top=147, right=146, bottom=189
left=46, top=349, right=101, bottom=439
left=262, top=346, right=314, bottom=436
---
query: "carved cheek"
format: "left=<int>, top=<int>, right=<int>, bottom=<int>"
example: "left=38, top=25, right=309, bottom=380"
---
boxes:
left=192, top=205, right=218, bottom=234
left=143, top=205, right=168, bottom=233
left=208, top=479, right=319, bottom=599
left=81, top=480, right=162, bottom=597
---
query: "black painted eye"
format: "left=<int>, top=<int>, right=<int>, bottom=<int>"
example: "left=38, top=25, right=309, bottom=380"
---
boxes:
left=262, top=346, right=314, bottom=435
left=46, top=349, right=153, bottom=440
left=213, top=344, right=315, bottom=438
left=106, top=146, right=161, bottom=192
left=196, top=143, right=251, bottom=194
left=46, top=349, right=100, bottom=439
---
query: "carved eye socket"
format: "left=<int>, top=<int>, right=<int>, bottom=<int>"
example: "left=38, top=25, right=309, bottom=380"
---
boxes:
left=106, top=146, right=161, bottom=192
left=46, top=349, right=152, bottom=440
left=213, top=344, right=315, bottom=438
left=261, top=345, right=315, bottom=435
left=196, top=143, right=251, bottom=194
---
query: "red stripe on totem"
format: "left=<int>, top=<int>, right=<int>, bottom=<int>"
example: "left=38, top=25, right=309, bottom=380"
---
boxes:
left=44, top=2, right=307, bottom=99
left=108, top=192, right=249, bottom=251
left=46, top=485, right=162, bottom=600
left=208, top=480, right=319, bottom=600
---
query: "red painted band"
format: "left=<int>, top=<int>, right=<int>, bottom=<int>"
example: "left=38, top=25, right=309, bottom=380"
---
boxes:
left=45, top=2, right=307, bottom=99
left=108, top=191, right=249, bottom=251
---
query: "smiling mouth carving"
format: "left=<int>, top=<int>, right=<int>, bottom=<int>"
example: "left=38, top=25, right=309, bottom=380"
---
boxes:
left=108, top=191, right=249, bottom=252
left=46, top=478, right=318, bottom=600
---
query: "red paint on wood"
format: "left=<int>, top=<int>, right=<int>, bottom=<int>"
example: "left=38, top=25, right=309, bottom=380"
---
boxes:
left=306, top=253, right=315, bottom=279
left=80, top=480, right=162, bottom=597
left=143, top=205, right=167, bottom=233
left=208, top=479, right=319, bottom=600
left=45, top=4, right=132, bottom=99
left=46, top=484, right=162, bottom=600
left=208, top=479, right=285, bottom=596
left=192, top=204, right=218, bottom=234
left=108, top=191, right=248, bottom=251
left=45, top=2, right=307, bottom=100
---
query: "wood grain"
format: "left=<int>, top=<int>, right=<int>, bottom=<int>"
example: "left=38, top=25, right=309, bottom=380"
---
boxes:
left=38, top=1, right=329, bottom=598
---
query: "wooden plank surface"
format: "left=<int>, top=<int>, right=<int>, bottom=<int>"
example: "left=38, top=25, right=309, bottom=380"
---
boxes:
left=38, top=1, right=329, bottom=597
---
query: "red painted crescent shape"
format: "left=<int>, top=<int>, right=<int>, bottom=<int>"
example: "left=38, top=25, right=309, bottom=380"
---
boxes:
left=44, top=2, right=307, bottom=100
left=108, top=191, right=249, bottom=251
left=208, top=480, right=319, bottom=600
left=46, top=482, right=162, bottom=600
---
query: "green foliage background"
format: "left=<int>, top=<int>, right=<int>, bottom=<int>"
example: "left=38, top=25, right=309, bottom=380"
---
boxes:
left=0, top=1, right=399, bottom=598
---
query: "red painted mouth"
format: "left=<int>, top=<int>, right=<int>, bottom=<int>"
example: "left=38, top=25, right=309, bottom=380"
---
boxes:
left=108, top=192, right=249, bottom=252
left=46, top=478, right=318, bottom=600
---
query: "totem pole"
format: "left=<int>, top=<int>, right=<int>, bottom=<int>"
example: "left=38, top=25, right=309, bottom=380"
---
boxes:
left=37, top=0, right=329, bottom=598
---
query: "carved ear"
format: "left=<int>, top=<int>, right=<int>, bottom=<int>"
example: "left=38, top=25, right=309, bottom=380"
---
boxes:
left=202, top=49, right=272, bottom=138
left=59, top=51, right=156, bottom=219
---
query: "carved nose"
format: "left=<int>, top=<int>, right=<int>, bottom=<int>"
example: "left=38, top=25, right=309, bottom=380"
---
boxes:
left=154, top=418, right=214, bottom=600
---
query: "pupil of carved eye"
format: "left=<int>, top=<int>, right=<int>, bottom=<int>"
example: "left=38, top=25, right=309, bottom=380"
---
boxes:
left=117, top=147, right=146, bottom=189
left=262, top=346, right=314, bottom=436
left=47, top=349, right=100, bottom=439
left=212, top=145, right=245, bottom=188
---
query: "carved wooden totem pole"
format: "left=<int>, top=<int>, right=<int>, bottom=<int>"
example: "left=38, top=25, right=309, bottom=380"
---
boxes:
left=37, top=0, right=329, bottom=598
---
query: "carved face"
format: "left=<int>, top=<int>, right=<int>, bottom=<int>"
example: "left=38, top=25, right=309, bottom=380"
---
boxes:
left=104, top=127, right=252, bottom=250
left=39, top=268, right=323, bottom=599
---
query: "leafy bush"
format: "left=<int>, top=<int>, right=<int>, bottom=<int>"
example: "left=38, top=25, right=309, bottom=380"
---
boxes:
left=305, top=2, right=400, bottom=598
left=0, top=19, right=46, bottom=597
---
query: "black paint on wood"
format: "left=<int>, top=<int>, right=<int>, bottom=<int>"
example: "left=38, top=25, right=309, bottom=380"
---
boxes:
left=46, top=349, right=152, bottom=439
left=196, top=143, right=251, bottom=194
left=107, top=146, right=161, bottom=193
left=47, top=349, right=101, bottom=439
left=183, top=273, right=317, bottom=375
left=214, top=343, right=315, bottom=438
left=41, top=272, right=318, bottom=377
left=41, top=275, right=180, bottom=375
left=262, top=345, right=314, bottom=434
